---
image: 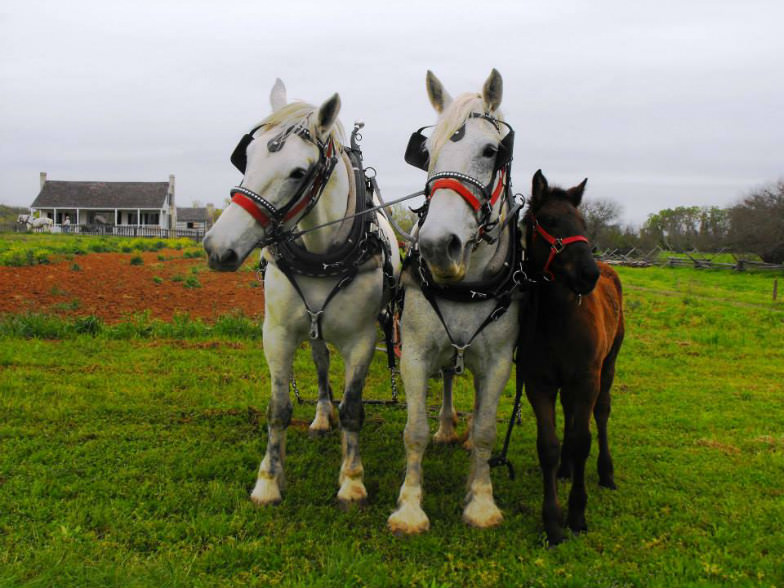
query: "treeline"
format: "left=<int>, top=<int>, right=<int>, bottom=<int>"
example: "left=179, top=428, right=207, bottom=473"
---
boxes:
left=584, top=181, right=784, bottom=263
left=0, top=204, right=27, bottom=224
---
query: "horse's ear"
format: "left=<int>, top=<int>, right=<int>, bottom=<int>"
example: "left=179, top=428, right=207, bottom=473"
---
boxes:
left=316, top=93, right=341, bottom=141
left=270, top=78, right=287, bottom=112
left=426, top=70, right=453, bottom=114
left=531, top=169, right=549, bottom=205
left=482, top=68, right=503, bottom=113
left=567, top=178, right=588, bottom=207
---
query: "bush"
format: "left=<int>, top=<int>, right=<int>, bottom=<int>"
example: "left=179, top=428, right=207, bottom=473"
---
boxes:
left=130, top=255, right=144, bottom=265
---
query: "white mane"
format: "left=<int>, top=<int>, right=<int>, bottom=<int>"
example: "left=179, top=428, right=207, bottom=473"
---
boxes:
left=257, top=101, right=345, bottom=149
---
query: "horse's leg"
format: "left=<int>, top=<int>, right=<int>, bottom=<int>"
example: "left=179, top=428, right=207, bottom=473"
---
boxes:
left=251, top=324, right=296, bottom=506
left=335, top=329, right=376, bottom=506
left=433, top=371, right=459, bottom=444
left=388, top=355, right=431, bottom=534
left=462, top=364, right=509, bottom=529
left=557, top=395, right=573, bottom=480
left=309, top=339, right=337, bottom=436
left=527, top=382, right=564, bottom=545
left=563, top=381, right=600, bottom=534
left=596, top=336, right=623, bottom=489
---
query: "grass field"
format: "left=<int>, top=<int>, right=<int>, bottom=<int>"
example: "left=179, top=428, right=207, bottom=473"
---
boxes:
left=1, top=257, right=783, bottom=587
left=0, top=233, right=200, bottom=266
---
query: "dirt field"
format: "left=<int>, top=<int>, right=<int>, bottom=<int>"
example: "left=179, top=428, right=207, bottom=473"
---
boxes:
left=0, top=250, right=264, bottom=323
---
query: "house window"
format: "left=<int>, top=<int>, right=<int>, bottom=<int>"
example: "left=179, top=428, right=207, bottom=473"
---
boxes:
left=141, top=213, right=159, bottom=225
left=128, top=212, right=137, bottom=225
left=187, top=222, right=195, bottom=229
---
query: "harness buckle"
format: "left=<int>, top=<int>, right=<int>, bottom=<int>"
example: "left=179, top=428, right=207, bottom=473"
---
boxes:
left=553, top=238, right=565, bottom=254
left=451, top=344, right=469, bottom=375
left=307, top=310, right=324, bottom=340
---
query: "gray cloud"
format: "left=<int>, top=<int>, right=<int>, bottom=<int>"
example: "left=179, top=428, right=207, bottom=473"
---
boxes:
left=2, top=0, right=782, bottom=225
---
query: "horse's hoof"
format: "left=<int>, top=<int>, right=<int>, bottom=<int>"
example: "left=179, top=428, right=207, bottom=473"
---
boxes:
left=546, top=530, right=566, bottom=548
left=463, top=499, right=503, bottom=528
left=308, top=426, right=332, bottom=438
left=433, top=430, right=460, bottom=445
left=388, top=505, right=430, bottom=535
left=337, top=477, right=367, bottom=505
left=250, top=476, right=282, bottom=506
left=599, top=477, right=617, bottom=490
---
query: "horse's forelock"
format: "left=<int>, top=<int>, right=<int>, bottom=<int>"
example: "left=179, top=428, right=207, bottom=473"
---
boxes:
left=258, top=101, right=345, bottom=148
left=530, top=187, right=587, bottom=227
left=427, top=93, right=505, bottom=164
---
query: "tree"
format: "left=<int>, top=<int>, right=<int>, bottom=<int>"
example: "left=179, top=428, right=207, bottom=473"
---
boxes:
left=581, top=198, right=623, bottom=250
left=728, top=182, right=784, bottom=263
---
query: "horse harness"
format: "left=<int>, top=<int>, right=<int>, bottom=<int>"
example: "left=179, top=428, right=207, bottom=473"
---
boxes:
left=231, top=121, right=396, bottom=344
left=403, top=112, right=527, bottom=376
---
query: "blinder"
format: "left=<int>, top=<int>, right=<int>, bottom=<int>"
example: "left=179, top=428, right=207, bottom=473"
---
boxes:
left=228, top=119, right=338, bottom=242
left=230, top=124, right=264, bottom=173
left=404, top=113, right=515, bottom=172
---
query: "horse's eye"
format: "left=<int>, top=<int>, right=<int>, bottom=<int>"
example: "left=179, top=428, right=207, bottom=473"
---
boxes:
left=289, top=167, right=307, bottom=180
left=482, top=144, right=498, bottom=158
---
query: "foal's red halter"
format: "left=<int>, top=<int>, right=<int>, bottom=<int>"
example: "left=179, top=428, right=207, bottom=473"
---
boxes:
left=530, top=216, right=590, bottom=281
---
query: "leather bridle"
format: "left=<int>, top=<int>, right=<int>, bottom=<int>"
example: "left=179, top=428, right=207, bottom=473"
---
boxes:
left=228, top=121, right=338, bottom=245
left=407, top=113, right=515, bottom=243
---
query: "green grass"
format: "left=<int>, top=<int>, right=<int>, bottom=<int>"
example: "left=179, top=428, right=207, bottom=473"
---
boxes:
left=0, top=233, right=197, bottom=266
left=1, top=267, right=782, bottom=587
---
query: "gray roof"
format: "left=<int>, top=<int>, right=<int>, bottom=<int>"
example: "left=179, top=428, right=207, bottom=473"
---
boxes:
left=32, top=181, right=170, bottom=209
left=176, top=207, right=210, bottom=222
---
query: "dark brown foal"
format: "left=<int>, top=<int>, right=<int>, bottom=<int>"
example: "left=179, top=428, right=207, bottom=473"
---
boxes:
left=521, top=170, right=625, bottom=545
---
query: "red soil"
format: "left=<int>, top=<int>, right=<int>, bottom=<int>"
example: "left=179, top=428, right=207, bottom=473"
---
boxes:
left=0, top=250, right=264, bottom=323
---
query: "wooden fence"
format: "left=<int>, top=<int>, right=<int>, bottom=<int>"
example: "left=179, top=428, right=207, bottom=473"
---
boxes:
left=0, top=223, right=205, bottom=242
left=597, top=246, right=784, bottom=272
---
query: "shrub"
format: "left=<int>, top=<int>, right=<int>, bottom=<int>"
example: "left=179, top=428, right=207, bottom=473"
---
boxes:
left=130, top=256, right=144, bottom=266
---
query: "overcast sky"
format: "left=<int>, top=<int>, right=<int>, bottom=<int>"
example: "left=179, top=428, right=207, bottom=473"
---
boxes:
left=1, top=0, right=782, bottom=225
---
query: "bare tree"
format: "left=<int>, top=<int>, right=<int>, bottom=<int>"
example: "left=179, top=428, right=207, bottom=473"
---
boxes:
left=728, top=181, right=784, bottom=263
left=581, top=198, right=623, bottom=250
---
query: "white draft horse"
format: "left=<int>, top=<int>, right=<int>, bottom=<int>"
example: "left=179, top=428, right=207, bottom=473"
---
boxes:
left=389, top=70, right=522, bottom=533
left=204, top=79, right=401, bottom=506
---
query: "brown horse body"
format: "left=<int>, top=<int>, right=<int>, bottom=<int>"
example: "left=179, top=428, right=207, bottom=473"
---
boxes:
left=522, top=170, right=624, bottom=545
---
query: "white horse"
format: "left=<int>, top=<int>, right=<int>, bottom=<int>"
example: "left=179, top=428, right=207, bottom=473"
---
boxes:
left=33, top=217, right=54, bottom=231
left=204, top=79, right=401, bottom=507
left=389, top=69, right=522, bottom=533
left=18, top=214, right=53, bottom=231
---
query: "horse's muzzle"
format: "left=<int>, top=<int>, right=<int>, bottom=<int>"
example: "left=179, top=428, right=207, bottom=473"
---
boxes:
left=204, top=236, right=243, bottom=271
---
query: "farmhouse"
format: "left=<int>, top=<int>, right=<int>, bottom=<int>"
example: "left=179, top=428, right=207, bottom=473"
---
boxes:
left=31, top=172, right=177, bottom=230
left=175, top=206, right=214, bottom=231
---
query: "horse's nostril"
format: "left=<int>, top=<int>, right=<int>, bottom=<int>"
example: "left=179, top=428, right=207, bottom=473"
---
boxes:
left=219, top=249, right=239, bottom=266
left=447, top=234, right=463, bottom=262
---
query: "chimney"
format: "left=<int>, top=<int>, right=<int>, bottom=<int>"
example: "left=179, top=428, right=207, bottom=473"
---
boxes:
left=40, top=172, right=47, bottom=190
left=168, top=174, right=176, bottom=229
